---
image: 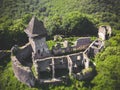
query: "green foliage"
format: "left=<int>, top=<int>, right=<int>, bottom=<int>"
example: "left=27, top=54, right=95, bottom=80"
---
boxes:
left=0, top=29, right=28, bottom=49
left=46, top=36, right=81, bottom=50
left=92, top=55, right=120, bottom=90
left=92, top=31, right=120, bottom=90
left=0, top=0, right=120, bottom=30
left=9, top=14, right=32, bottom=32
left=62, top=11, right=97, bottom=36
left=0, top=0, right=120, bottom=49
left=0, top=14, right=32, bottom=49
left=82, top=68, right=93, bottom=75
left=46, top=40, right=56, bottom=50
left=45, top=15, right=63, bottom=36
left=46, top=11, right=98, bottom=36
left=108, top=34, right=120, bottom=46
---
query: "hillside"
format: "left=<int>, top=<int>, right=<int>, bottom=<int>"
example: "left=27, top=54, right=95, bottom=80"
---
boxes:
left=0, top=0, right=120, bottom=31
left=0, top=0, right=120, bottom=18
left=0, top=0, right=120, bottom=90
left=0, top=0, right=120, bottom=49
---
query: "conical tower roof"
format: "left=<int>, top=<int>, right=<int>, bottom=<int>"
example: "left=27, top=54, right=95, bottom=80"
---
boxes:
left=24, top=16, right=47, bottom=37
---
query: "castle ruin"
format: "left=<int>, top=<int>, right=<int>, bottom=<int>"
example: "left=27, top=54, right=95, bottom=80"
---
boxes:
left=11, top=16, right=111, bottom=87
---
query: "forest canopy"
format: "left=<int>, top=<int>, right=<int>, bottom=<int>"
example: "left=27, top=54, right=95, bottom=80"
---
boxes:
left=0, top=0, right=120, bottom=49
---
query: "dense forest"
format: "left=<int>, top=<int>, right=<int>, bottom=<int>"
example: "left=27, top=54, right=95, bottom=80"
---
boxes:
left=0, top=0, right=120, bottom=90
left=0, top=0, right=120, bottom=49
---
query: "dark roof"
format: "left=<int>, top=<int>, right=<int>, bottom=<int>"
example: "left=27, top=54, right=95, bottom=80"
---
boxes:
left=24, top=16, right=47, bottom=37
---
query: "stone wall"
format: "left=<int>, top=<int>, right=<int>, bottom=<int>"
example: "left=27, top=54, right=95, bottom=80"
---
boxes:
left=84, top=39, right=104, bottom=58
left=33, top=52, right=85, bottom=80
left=74, top=37, right=91, bottom=48
left=74, top=68, right=95, bottom=81
left=98, top=25, right=112, bottom=40
left=29, top=37, right=50, bottom=59
left=52, top=37, right=91, bottom=55
left=16, top=43, right=33, bottom=61
left=11, top=56, right=35, bottom=87
left=34, top=39, right=104, bottom=81
left=11, top=38, right=104, bottom=86
left=11, top=43, right=36, bottom=87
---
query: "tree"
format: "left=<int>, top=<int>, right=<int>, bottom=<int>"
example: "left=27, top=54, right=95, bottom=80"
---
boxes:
left=92, top=32, right=120, bottom=90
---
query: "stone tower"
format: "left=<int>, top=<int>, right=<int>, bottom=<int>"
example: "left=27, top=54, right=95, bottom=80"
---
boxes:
left=24, top=16, right=50, bottom=59
left=98, top=25, right=112, bottom=40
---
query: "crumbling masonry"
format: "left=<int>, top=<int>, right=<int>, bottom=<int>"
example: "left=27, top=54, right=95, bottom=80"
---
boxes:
left=11, top=17, right=111, bottom=87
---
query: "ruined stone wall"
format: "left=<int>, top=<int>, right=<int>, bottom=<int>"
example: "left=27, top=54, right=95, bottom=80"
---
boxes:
left=29, top=37, right=50, bottom=59
left=98, top=25, right=112, bottom=40
left=69, top=52, right=83, bottom=66
left=11, top=36, right=106, bottom=87
left=84, top=39, right=104, bottom=58
left=33, top=52, right=84, bottom=79
left=52, top=37, right=91, bottom=55
left=11, top=43, right=36, bottom=87
left=35, top=52, right=84, bottom=70
left=74, top=37, right=91, bottom=47
left=11, top=38, right=104, bottom=86
left=11, top=56, right=35, bottom=87
left=52, top=44, right=90, bottom=56
left=14, top=43, right=33, bottom=61
left=32, top=39, right=104, bottom=83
